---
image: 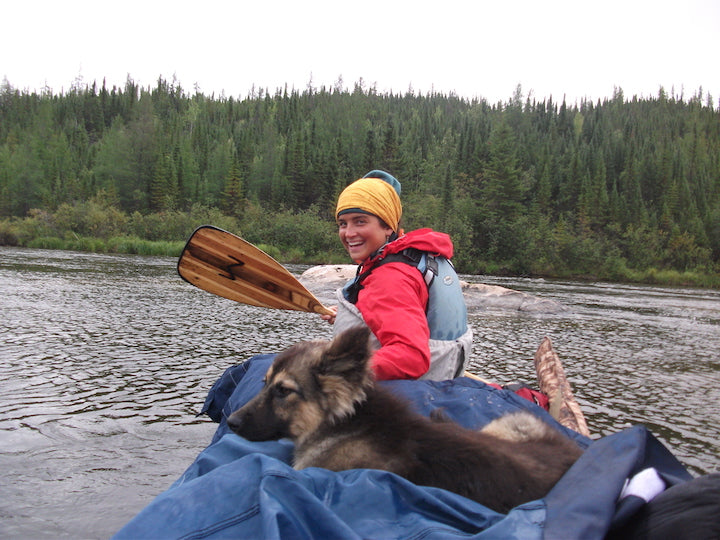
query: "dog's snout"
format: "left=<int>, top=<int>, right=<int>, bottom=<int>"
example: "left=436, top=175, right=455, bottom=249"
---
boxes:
left=226, top=410, right=245, bottom=434
left=226, top=403, right=284, bottom=441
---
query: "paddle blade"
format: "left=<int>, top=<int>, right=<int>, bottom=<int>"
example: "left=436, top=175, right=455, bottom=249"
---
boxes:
left=177, top=226, right=334, bottom=316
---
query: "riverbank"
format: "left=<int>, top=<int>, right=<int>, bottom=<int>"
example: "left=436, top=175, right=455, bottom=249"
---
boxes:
left=5, top=233, right=719, bottom=289
left=2, top=197, right=719, bottom=288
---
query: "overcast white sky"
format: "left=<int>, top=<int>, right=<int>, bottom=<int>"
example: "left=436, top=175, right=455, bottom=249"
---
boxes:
left=3, top=0, right=719, bottom=105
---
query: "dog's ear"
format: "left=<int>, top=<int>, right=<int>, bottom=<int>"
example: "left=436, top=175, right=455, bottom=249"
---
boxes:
left=319, top=326, right=373, bottom=381
left=316, top=326, right=374, bottom=421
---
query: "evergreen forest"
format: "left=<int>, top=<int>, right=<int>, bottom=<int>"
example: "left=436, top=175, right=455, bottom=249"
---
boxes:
left=1, top=76, right=718, bottom=287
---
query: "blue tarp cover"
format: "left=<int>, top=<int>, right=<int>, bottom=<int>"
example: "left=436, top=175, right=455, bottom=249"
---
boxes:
left=114, top=354, right=692, bottom=540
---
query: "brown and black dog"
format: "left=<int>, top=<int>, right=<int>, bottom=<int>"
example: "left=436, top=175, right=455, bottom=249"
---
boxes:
left=227, top=326, right=583, bottom=513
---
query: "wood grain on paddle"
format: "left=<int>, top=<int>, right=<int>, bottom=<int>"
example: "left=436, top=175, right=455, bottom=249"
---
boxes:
left=178, top=226, right=334, bottom=316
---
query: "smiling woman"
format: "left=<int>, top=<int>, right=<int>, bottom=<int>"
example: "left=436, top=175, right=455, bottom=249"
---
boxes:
left=326, top=170, right=474, bottom=382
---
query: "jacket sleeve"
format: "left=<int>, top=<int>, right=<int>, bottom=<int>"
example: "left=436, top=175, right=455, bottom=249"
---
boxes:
left=355, top=262, right=430, bottom=380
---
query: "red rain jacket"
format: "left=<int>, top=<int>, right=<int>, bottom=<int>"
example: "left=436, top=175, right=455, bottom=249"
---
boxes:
left=355, top=228, right=454, bottom=380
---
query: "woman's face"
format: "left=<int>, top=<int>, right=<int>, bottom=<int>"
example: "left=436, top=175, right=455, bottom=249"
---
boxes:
left=337, top=212, right=393, bottom=263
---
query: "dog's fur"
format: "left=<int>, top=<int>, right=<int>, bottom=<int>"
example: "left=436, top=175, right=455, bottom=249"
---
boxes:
left=227, top=326, right=583, bottom=513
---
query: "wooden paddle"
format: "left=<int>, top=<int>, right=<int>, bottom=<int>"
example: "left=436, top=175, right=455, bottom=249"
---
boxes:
left=177, top=225, right=334, bottom=316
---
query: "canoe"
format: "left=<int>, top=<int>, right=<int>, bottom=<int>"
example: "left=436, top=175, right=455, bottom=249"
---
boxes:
left=112, top=350, right=719, bottom=540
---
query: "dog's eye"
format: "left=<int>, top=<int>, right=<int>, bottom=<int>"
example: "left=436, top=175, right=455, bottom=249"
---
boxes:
left=272, top=384, right=295, bottom=399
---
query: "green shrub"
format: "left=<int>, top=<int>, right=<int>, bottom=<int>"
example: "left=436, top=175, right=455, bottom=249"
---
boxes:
left=128, top=204, right=239, bottom=241
left=54, top=200, right=128, bottom=238
left=0, top=219, right=19, bottom=245
left=240, top=204, right=343, bottom=261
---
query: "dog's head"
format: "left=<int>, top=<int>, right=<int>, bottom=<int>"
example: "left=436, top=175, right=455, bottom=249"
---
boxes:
left=227, top=326, right=374, bottom=444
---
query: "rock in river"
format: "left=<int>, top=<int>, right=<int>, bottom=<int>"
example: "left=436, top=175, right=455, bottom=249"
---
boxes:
left=300, top=265, right=567, bottom=314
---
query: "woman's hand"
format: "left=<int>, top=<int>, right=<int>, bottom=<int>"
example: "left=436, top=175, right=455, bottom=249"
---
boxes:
left=320, top=305, right=337, bottom=325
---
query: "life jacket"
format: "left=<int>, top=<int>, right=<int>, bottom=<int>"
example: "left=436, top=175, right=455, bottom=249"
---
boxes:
left=343, top=248, right=468, bottom=341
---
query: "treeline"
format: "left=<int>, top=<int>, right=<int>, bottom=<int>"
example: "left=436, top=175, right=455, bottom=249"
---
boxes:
left=0, top=76, right=718, bottom=285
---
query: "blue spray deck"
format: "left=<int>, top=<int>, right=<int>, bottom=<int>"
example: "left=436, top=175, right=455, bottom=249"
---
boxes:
left=114, top=354, right=700, bottom=539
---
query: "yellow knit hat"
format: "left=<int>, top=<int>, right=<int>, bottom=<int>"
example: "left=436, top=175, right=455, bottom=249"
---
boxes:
left=336, top=172, right=403, bottom=232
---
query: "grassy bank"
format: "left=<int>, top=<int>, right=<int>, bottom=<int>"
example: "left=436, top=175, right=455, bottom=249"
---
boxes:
left=1, top=200, right=718, bottom=288
left=0, top=199, right=348, bottom=264
left=13, top=233, right=349, bottom=265
left=24, top=235, right=187, bottom=257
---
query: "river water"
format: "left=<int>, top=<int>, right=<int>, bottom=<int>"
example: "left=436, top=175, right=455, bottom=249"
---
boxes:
left=1, top=247, right=719, bottom=539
